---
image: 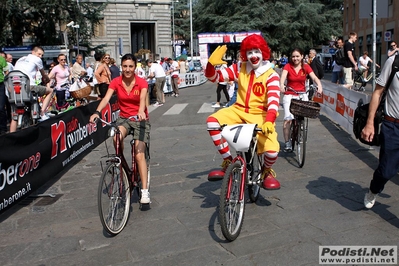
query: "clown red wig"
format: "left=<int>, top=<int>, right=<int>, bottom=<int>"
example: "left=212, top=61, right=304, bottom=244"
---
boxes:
left=240, top=34, right=270, bottom=61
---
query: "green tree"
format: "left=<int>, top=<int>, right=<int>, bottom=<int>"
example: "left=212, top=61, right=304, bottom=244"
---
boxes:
left=0, top=0, right=106, bottom=50
left=192, top=0, right=343, bottom=55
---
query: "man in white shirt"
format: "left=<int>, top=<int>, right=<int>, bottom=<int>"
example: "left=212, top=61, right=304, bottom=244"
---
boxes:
left=11, top=46, right=53, bottom=132
left=5, top=53, right=14, bottom=72
left=146, top=59, right=166, bottom=106
left=166, top=58, right=180, bottom=97
left=85, top=63, right=93, bottom=82
left=71, top=54, right=87, bottom=81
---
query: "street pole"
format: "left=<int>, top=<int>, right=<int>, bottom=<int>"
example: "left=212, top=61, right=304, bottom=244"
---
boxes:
left=76, top=27, right=79, bottom=55
left=190, top=0, right=193, bottom=59
left=172, top=1, right=176, bottom=59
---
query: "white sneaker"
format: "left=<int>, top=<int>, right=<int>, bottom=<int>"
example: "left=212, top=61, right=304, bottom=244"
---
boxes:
left=140, top=190, right=151, bottom=204
left=39, top=114, right=50, bottom=122
left=364, top=190, right=377, bottom=209
left=152, top=102, right=163, bottom=107
left=284, top=141, right=292, bottom=152
left=211, top=103, right=221, bottom=108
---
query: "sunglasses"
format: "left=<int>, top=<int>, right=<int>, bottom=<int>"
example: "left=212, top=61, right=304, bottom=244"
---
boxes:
left=104, top=57, right=110, bottom=59
left=59, top=58, right=66, bottom=61
left=391, top=45, right=397, bottom=48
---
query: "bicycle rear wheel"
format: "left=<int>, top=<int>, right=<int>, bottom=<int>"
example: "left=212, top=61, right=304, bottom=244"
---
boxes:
left=21, top=112, right=33, bottom=129
left=248, top=152, right=262, bottom=203
left=296, top=118, right=308, bottom=168
left=98, top=163, right=131, bottom=236
left=219, top=162, right=245, bottom=241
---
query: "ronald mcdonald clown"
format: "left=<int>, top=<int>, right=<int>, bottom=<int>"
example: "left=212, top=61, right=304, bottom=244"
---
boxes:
left=205, top=34, right=280, bottom=190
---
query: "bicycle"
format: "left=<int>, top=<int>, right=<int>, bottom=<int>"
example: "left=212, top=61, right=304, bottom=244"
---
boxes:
left=211, top=124, right=263, bottom=241
left=353, top=65, right=380, bottom=92
left=286, top=85, right=320, bottom=168
left=95, top=116, right=151, bottom=236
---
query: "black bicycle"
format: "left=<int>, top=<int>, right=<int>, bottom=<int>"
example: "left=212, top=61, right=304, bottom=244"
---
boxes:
left=287, top=85, right=320, bottom=168
left=353, top=65, right=380, bottom=92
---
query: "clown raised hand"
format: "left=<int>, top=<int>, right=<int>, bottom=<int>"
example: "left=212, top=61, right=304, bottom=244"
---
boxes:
left=208, top=45, right=228, bottom=66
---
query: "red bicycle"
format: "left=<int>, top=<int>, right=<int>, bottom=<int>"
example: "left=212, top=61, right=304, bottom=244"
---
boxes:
left=95, top=116, right=151, bottom=236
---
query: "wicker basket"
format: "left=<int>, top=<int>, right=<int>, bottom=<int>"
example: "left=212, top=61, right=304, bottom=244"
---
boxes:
left=70, top=85, right=92, bottom=99
left=289, top=99, right=321, bottom=119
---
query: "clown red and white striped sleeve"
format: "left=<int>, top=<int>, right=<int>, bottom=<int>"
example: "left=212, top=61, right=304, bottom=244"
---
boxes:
left=205, top=62, right=239, bottom=83
left=265, top=72, right=280, bottom=123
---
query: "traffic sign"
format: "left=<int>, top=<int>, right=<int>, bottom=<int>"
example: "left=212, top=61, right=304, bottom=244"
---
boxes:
left=384, top=31, right=391, bottom=42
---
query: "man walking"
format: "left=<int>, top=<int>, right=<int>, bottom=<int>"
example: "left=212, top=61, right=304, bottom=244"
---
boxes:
left=342, top=32, right=358, bottom=89
left=146, top=59, right=166, bottom=106
left=166, top=58, right=180, bottom=97
left=362, top=54, right=399, bottom=208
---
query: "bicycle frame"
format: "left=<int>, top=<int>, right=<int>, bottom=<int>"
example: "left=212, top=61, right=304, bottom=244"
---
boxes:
left=225, top=132, right=259, bottom=202
left=105, top=125, right=139, bottom=190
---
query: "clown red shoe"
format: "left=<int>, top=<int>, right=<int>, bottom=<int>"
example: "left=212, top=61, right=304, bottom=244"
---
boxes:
left=208, top=159, right=231, bottom=181
left=262, top=168, right=280, bottom=190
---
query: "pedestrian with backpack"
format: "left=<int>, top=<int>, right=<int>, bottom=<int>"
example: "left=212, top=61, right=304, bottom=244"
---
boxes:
left=362, top=54, right=399, bottom=209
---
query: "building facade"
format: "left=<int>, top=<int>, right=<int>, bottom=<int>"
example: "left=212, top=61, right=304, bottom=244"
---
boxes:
left=90, top=0, right=174, bottom=61
left=343, top=0, right=397, bottom=64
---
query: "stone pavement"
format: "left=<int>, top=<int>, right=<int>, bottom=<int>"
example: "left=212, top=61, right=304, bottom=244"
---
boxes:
left=1, top=80, right=398, bottom=266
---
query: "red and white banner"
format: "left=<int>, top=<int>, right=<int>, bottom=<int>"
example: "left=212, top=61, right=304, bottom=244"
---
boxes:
left=318, top=81, right=371, bottom=135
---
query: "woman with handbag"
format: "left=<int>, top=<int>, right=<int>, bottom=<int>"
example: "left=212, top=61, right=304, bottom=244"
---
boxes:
left=95, top=54, right=112, bottom=99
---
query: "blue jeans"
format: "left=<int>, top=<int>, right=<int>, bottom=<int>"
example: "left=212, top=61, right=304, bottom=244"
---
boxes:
left=0, top=82, right=7, bottom=132
left=370, top=120, right=399, bottom=193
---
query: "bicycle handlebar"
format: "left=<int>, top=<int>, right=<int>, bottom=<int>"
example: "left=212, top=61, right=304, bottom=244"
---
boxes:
left=285, top=85, right=318, bottom=95
left=94, top=115, right=139, bottom=126
left=207, top=124, right=263, bottom=132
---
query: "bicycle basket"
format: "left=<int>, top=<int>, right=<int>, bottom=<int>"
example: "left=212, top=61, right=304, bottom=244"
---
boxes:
left=70, top=85, right=92, bottom=99
left=289, top=99, right=321, bottom=119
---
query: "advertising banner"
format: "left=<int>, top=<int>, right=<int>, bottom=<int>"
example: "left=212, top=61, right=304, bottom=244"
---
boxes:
left=0, top=97, right=119, bottom=215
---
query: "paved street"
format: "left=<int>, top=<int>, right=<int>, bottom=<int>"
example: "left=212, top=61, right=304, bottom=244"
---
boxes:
left=1, top=78, right=398, bottom=266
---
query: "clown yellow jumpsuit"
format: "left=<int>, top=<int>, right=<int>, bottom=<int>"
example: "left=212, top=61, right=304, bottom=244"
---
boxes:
left=206, top=61, right=281, bottom=189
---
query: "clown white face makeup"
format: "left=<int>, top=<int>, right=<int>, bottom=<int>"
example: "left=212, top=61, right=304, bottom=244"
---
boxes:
left=246, top=48, right=263, bottom=69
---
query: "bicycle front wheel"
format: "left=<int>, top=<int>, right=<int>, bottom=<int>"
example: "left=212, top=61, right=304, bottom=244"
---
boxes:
left=296, top=118, right=308, bottom=168
left=248, top=153, right=262, bottom=203
left=98, top=163, right=131, bottom=236
left=219, top=162, right=245, bottom=241
left=290, top=119, right=297, bottom=151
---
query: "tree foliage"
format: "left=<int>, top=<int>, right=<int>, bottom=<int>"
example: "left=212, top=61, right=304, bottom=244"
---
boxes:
left=0, top=0, right=106, bottom=50
left=192, top=0, right=343, bottom=55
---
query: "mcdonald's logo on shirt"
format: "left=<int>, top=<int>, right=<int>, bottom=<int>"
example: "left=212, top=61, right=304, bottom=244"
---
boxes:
left=133, top=89, right=140, bottom=96
left=252, top=82, right=265, bottom=96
